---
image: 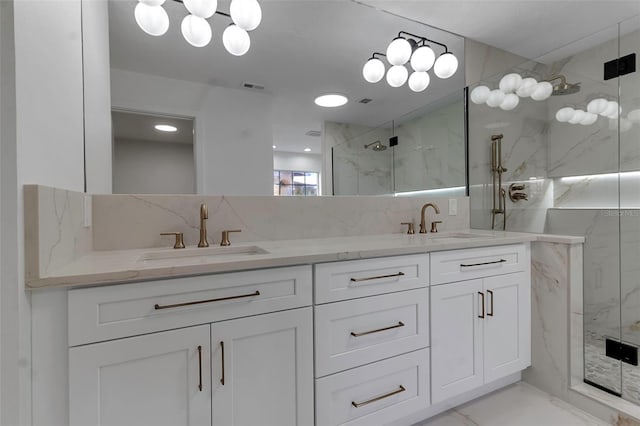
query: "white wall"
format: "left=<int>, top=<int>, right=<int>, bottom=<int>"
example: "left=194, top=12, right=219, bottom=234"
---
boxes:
left=113, top=139, right=195, bottom=194
left=273, top=151, right=322, bottom=172
left=111, top=69, right=274, bottom=196
left=82, top=0, right=112, bottom=194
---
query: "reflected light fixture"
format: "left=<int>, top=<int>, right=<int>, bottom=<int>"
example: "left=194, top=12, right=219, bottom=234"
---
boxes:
left=155, top=124, right=178, bottom=132
left=133, top=0, right=261, bottom=56
left=362, top=31, right=458, bottom=91
left=304, top=148, right=312, bottom=152
left=314, top=94, right=348, bottom=108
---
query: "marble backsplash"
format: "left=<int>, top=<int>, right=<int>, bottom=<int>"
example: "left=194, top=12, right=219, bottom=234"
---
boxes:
left=91, top=193, right=470, bottom=251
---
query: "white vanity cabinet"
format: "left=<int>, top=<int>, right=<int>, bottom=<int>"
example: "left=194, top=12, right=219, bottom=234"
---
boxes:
left=430, top=244, right=531, bottom=404
left=68, top=266, right=313, bottom=426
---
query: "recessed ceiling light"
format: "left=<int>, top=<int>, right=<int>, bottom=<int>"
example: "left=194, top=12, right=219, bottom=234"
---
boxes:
left=155, top=124, right=178, bottom=132
left=304, top=148, right=311, bottom=152
left=273, top=145, right=276, bottom=149
left=314, top=94, right=348, bottom=108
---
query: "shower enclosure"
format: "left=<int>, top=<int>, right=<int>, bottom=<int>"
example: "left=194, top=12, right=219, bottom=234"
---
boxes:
left=469, top=16, right=640, bottom=405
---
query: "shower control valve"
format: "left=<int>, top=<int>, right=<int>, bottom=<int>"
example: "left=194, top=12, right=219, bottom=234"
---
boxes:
left=508, top=183, right=528, bottom=202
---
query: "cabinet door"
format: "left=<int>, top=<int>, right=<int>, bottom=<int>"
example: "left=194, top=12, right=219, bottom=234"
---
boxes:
left=211, top=307, right=314, bottom=426
left=69, top=325, right=211, bottom=426
left=483, top=272, right=531, bottom=382
left=430, top=279, right=484, bottom=404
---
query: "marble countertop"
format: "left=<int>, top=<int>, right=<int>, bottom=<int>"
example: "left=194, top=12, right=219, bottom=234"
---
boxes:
left=26, top=230, right=584, bottom=290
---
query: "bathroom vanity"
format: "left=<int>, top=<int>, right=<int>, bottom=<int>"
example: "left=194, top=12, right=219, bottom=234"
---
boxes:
left=40, top=238, right=532, bottom=426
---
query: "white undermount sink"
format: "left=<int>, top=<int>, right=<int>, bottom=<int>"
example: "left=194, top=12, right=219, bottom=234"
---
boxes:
left=138, top=245, right=270, bottom=263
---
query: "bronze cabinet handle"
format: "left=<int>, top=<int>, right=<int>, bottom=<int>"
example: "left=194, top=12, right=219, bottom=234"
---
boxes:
left=220, top=341, right=225, bottom=386
left=351, top=385, right=406, bottom=408
left=350, top=321, right=405, bottom=337
left=487, top=290, right=494, bottom=317
left=154, top=290, right=260, bottom=310
left=478, top=292, right=485, bottom=319
left=350, top=272, right=405, bottom=283
left=460, top=259, right=507, bottom=268
left=197, top=345, right=203, bottom=392
left=160, top=232, right=185, bottom=249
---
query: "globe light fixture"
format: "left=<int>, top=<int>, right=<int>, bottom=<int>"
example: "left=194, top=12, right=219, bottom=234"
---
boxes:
left=386, top=65, right=409, bottom=87
left=579, top=112, right=598, bottom=126
left=555, top=107, right=576, bottom=123
left=499, top=93, right=519, bottom=111
left=362, top=56, right=386, bottom=83
left=530, top=81, right=553, bottom=101
left=627, top=109, right=640, bottom=123
left=362, top=31, right=458, bottom=92
left=408, top=71, right=430, bottom=92
left=515, top=77, right=538, bottom=97
left=602, top=101, right=619, bottom=118
left=568, top=109, right=586, bottom=124
left=134, top=2, right=169, bottom=36
left=470, top=85, right=491, bottom=104
left=223, top=24, right=250, bottom=56
left=433, top=52, right=458, bottom=79
left=486, top=89, right=505, bottom=108
left=499, top=73, right=523, bottom=93
left=587, top=98, right=609, bottom=115
left=133, top=0, right=261, bottom=56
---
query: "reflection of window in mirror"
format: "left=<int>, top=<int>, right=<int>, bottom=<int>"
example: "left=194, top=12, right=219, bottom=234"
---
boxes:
left=273, top=170, right=319, bottom=196
left=111, top=110, right=196, bottom=194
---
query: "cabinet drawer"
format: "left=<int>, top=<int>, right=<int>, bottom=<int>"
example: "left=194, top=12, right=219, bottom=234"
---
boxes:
left=315, top=349, right=429, bottom=426
left=431, top=243, right=528, bottom=285
left=68, top=266, right=312, bottom=346
left=314, top=254, right=429, bottom=304
left=314, top=288, right=429, bottom=377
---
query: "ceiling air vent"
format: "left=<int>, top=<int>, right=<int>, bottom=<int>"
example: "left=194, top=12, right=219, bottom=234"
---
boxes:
left=242, top=82, right=265, bottom=90
left=305, top=130, right=321, bottom=137
left=359, top=98, right=373, bottom=104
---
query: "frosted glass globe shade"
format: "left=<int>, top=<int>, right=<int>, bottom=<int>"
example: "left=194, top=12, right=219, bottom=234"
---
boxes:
left=516, top=78, right=538, bottom=97
left=181, top=15, right=212, bottom=47
left=433, top=52, right=458, bottom=79
left=139, top=0, right=165, bottom=6
left=530, top=81, right=553, bottom=101
left=602, top=101, right=619, bottom=118
left=499, top=94, right=519, bottom=110
left=627, top=109, right=640, bottom=123
left=499, top=73, right=523, bottom=93
left=223, top=24, right=250, bottom=56
left=555, top=107, right=575, bottom=123
left=408, top=72, right=430, bottom=92
left=579, top=112, right=598, bottom=126
left=410, top=46, right=436, bottom=72
left=568, top=109, right=586, bottom=124
left=134, top=3, right=169, bottom=36
left=386, top=65, right=408, bottom=87
left=386, top=38, right=412, bottom=66
left=587, top=98, right=609, bottom=115
left=620, top=118, right=633, bottom=133
left=183, top=0, right=217, bottom=18
left=486, top=90, right=505, bottom=108
left=470, top=85, right=491, bottom=105
left=363, top=58, right=385, bottom=83
left=230, top=0, right=262, bottom=31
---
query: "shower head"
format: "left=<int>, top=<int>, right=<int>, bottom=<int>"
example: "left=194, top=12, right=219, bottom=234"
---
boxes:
left=547, top=74, right=581, bottom=96
left=364, top=141, right=387, bottom=151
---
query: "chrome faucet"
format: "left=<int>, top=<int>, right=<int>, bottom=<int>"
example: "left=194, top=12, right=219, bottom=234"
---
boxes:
left=198, top=203, right=209, bottom=247
left=419, top=203, right=441, bottom=234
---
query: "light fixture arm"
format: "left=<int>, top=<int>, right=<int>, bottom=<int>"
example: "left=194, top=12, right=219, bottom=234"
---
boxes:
left=371, top=52, right=387, bottom=60
left=171, top=0, right=232, bottom=21
left=397, top=31, right=449, bottom=53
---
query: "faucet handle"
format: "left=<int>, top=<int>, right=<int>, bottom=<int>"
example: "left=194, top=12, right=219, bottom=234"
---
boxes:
left=400, top=222, right=415, bottom=235
left=430, top=221, right=443, bottom=233
left=160, top=232, right=186, bottom=249
left=220, top=229, right=242, bottom=246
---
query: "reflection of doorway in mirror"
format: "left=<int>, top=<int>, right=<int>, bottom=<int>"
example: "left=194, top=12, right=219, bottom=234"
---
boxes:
left=111, top=110, right=196, bottom=194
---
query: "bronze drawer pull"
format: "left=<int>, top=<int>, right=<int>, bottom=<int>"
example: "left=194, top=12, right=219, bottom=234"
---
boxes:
left=350, top=272, right=405, bottom=283
left=350, top=321, right=405, bottom=337
left=478, top=292, right=485, bottom=319
left=487, top=289, right=494, bottom=316
left=460, top=259, right=507, bottom=268
left=220, top=341, right=225, bottom=386
left=197, top=345, right=203, bottom=392
left=351, top=385, right=406, bottom=408
left=154, top=290, right=260, bottom=310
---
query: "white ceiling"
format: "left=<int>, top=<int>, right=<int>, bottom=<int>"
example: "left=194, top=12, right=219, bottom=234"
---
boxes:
left=360, top=1, right=640, bottom=61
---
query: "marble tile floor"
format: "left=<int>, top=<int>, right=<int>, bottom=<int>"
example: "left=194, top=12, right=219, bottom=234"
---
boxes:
left=415, top=382, right=609, bottom=426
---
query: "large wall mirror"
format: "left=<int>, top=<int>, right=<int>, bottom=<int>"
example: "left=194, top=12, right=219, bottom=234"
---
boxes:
left=89, top=0, right=466, bottom=196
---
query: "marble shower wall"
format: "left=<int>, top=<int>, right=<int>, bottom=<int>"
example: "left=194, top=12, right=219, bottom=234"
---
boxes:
left=325, top=121, right=393, bottom=195
left=91, top=194, right=470, bottom=251
left=393, top=98, right=465, bottom=193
